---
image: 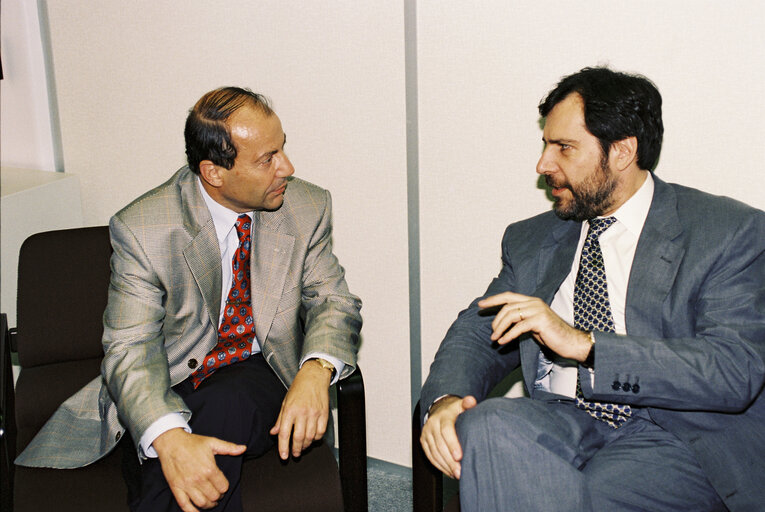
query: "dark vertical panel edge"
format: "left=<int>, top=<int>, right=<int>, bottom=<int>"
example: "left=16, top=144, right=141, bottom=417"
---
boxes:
left=36, top=0, right=65, bottom=172
left=405, top=0, right=422, bottom=413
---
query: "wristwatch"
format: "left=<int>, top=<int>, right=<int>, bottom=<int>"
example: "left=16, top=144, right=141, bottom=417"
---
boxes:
left=311, top=357, right=336, bottom=379
left=582, top=331, right=596, bottom=369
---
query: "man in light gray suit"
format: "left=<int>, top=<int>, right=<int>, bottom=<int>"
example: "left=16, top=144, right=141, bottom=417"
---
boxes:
left=420, top=67, right=765, bottom=511
left=17, top=87, right=362, bottom=512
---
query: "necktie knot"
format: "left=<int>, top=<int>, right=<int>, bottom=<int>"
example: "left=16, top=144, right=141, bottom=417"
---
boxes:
left=587, top=217, right=616, bottom=239
left=235, top=214, right=251, bottom=243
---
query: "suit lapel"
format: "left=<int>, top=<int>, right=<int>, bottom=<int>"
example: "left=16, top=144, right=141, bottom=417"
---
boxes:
left=179, top=172, right=222, bottom=331
left=521, top=220, right=581, bottom=393
left=250, top=207, right=295, bottom=347
left=625, top=176, right=685, bottom=336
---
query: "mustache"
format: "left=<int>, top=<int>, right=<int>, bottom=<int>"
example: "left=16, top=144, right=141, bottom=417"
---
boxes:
left=545, top=175, right=570, bottom=190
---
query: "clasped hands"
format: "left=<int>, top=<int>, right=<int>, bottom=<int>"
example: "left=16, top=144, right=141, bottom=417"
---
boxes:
left=420, top=291, right=592, bottom=479
left=154, top=359, right=332, bottom=512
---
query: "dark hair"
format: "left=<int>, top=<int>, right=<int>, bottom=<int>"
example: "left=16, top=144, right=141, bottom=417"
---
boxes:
left=538, top=67, right=663, bottom=171
left=184, top=87, right=273, bottom=174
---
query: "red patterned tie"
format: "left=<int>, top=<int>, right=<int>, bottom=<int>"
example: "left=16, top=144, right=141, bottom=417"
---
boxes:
left=191, top=214, right=256, bottom=388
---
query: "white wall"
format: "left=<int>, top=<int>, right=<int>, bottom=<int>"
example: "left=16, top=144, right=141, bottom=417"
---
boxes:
left=0, top=0, right=58, bottom=171
left=416, top=0, right=765, bottom=383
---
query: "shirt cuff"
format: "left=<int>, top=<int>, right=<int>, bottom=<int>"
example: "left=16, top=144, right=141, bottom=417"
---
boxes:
left=423, top=394, right=452, bottom=424
left=300, top=352, right=346, bottom=386
left=139, top=413, right=192, bottom=458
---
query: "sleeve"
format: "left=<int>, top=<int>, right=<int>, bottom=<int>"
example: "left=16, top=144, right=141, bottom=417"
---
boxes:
left=101, top=215, right=190, bottom=448
left=580, top=210, right=765, bottom=412
left=419, top=224, right=522, bottom=425
left=299, top=190, right=362, bottom=380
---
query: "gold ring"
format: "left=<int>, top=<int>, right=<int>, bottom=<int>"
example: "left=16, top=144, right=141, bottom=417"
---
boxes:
left=518, top=308, right=524, bottom=321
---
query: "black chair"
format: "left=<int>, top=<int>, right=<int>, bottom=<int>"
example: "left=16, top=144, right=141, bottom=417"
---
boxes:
left=1, top=226, right=367, bottom=512
left=412, top=401, right=460, bottom=512
left=412, top=370, right=525, bottom=512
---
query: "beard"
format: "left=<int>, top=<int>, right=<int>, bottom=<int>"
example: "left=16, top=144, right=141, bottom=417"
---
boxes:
left=547, top=155, right=618, bottom=221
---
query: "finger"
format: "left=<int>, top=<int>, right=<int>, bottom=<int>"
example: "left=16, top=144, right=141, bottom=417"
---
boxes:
left=270, top=407, right=285, bottom=436
left=497, top=320, right=531, bottom=345
left=195, top=478, right=224, bottom=506
left=440, top=421, right=463, bottom=463
left=185, top=485, right=215, bottom=511
left=461, top=395, right=478, bottom=410
left=207, top=466, right=230, bottom=495
left=494, top=301, right=542, bottom=343
left=172, top=490, right=200, bottom=512
left=276, top=413, right=294, bottom=459
left=314, top=412, right=328, bottom=440
left=421, top=433, right=454, bottom=478
left=433, top=431, right=461, bottom=478
left=209, top=438, right=247, bottom=456
left=291, top=416, right=307, bottom=456
left=478, top=292, right=518, bottom=309
left=490, top=306, right=518, bottom=340
left=302, top=417, right=319, bottom=449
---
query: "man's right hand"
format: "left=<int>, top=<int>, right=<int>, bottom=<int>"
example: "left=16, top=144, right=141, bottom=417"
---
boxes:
left=419, top=395, right=477, bottom=479
left=152, top=428, right=247, bottom=512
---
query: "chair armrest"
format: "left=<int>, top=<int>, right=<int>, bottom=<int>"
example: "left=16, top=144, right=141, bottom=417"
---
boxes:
left=1, top=313, right=18, bottom=512
left=336, top=366, right=367, bottom=512
left=412, top=400, right=443, bottom=512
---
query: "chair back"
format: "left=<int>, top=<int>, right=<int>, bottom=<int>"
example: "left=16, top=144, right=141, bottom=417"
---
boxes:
left=16, top=227, right=111, bottom=368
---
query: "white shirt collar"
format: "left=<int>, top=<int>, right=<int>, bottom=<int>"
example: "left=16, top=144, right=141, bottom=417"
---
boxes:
left=603, top=171, right=654, bottom=237
left=197, top=177, right=252, bottom=245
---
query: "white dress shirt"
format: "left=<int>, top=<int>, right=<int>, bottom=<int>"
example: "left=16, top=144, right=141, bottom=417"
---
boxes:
left=537, top=173, right=655, bottom=397
left=138, top=178, right=343, bottom=457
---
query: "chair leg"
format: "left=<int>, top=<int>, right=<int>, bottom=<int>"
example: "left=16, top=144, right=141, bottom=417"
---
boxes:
left=412, top=401, right=443, bottom=512
left=1, top=313, right=17, bottom=512
left=337, top=367, right=368, bottom=512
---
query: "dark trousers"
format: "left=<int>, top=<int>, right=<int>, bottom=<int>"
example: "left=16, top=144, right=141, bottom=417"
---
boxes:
left=122, top=354, right=287, bottom=512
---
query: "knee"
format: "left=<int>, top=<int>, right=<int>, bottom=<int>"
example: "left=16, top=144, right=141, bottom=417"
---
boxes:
left=455, top=398, right=507, bottom=449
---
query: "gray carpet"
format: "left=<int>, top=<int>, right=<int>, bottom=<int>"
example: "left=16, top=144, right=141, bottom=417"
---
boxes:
left=367, top=458, right=413, bottom=511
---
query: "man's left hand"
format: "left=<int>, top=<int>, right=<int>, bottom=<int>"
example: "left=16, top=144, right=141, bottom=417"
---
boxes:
left=270, top=359, right=332, bottom=459
left=478, top=291, right=591, bottom=362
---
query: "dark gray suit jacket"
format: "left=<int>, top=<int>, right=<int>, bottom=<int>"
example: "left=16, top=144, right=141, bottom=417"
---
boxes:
left=421, top=176, right=765, bottom=511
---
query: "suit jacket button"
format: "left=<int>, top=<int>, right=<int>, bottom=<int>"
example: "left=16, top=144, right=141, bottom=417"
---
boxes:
left=612, top=381, right=621, bottom=391
left=622, top=382, right=631, bottom=392
left=188, top=359, right=198, bottom=369
left=632, top=384, right=640, bottom=393
left=115, top=431, right=122, bottom=442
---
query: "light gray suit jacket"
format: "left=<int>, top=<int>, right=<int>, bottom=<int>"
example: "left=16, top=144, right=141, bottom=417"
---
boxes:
left=421, top=176, right=765, bottom=511
left=17, top=166, right=362, bottom=469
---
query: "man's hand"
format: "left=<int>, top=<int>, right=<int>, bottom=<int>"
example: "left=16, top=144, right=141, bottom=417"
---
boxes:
left=420, top=395, right=477, bottom=479
left=152, top=428, right=247, bottom=512
left=269, top=359, right=332, bottom=460
left=478, top=291, right=591, bottom=361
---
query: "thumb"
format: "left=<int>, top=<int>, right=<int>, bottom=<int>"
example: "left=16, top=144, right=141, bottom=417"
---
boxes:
left=461, top=395, right=478, bottom=411
left=209, top=437, right=247, bottom=456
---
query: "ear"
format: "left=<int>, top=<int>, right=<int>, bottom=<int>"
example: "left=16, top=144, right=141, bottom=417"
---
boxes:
left=609, top=136, right=638, bottom=172
left=199, top=160, right=224, bottom=187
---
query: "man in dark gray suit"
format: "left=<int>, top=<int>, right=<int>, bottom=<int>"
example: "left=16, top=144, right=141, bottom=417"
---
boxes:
left=419, top=67, right=765, bottom=511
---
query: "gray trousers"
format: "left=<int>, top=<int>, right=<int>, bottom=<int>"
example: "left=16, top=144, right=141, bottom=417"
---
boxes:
left=455, top=396, right=726, bottom=511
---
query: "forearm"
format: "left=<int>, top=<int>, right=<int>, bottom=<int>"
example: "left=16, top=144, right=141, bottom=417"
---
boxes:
left=102, top=215, right=189, bottom=440
left=581, top=329, right=765, bottom=412
left=300, top=190, right=362, bottom=376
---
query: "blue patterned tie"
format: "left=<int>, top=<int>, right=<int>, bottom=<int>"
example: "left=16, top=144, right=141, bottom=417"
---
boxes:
left=573, top=217, right=632, bottom=428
